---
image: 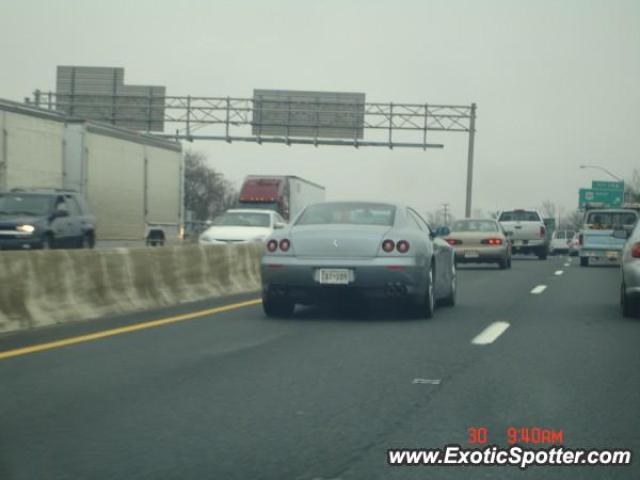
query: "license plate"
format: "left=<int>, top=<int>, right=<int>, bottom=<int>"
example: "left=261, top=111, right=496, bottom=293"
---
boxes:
left=318, top=269, right=350, bottom=285
left=606, top=251, right=618, bottom=259
left=464, top=251, right=480, bottom=258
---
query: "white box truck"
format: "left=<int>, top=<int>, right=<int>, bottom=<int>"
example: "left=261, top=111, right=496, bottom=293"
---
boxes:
left=0, top=98, right=183, bottom=245
left=237, top=175, right=325, bottom=221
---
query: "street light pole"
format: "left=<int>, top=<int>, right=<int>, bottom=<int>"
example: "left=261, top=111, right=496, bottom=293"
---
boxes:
left=579, top=164, right=622, bottom=181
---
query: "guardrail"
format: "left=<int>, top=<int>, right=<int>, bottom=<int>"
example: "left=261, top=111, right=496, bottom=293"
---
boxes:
left=0, top=243, right=263, bottom=334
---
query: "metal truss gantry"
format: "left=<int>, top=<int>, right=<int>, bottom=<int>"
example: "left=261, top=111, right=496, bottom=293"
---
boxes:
left=31, top=91, right=477, bottom=216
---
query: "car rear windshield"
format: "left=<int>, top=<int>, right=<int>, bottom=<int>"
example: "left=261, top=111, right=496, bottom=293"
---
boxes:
left=585, top=211, right=638, bottom=228
left=451, top=220, right=498, bottom=232
left=213, top=212, right=270, bottom=227
left=0, top=194, right=52, bottom=216
left=498, top=210, right=541, bottom=222
left=296, top=202, right=396, bottom=226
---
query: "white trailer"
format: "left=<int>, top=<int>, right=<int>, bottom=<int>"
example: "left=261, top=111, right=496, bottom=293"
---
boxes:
left=0, top=98, right=183, bottom=244
left=288, top=176, right=326, bottom=220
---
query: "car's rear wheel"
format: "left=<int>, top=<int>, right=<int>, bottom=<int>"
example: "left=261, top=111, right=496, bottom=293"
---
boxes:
left=498, top=256, right=509, bottom=269
left=262, top=293, right=295, bottom=318
left=537, top=248, right=548, bottom=260
left=420, top=265, right=435, bottom=318
left=440, top=263, right=456, bottom=307
left=621, top=281, right=639, bottom=318
left=580, top=257, right=589, bottom=267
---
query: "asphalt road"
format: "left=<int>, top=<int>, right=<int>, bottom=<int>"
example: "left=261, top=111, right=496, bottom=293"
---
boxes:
left=0, top=255, right=638, bottom=479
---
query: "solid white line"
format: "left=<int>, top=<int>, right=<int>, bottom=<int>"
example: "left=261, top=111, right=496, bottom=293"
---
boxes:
left=554, top=270, right=563, bottom=276
left=412, top=378, right=441, bottom=385
left=531, top=285, right=547, bottom=294
left=471, top=322, right=510, bottom=345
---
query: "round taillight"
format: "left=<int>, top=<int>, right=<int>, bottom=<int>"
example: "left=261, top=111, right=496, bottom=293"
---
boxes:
left=382, top=239, right=395, bottom=252
left=267, top=240, right=278, bottom=252
left=632, top=242, right=640, bottom=258
left=279, top=239, right=291, bottom=252
left=397, top=240, right=410, bottom=253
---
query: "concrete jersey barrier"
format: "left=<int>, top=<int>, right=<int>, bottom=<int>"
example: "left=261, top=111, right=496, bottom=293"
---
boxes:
left=0, top=243, right=263, bottom=334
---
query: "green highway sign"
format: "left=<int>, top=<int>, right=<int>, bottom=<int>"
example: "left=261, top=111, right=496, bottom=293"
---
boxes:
left=592, top=180, right=624, bottom=191
left=579, top=188, right=624, bottom=209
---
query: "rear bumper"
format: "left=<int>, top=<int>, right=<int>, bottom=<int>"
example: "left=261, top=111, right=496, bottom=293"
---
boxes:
left=580, top=248, right=621, bottom=261
left=511, top=240, right=546, bottom=254
left=453, top=246, right=507, bottom=263
left=261, top=255, right=426, bottom=302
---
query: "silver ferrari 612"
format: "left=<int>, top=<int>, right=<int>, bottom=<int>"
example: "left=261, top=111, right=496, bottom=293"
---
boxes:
left=260, top=201, right=457, bottom=318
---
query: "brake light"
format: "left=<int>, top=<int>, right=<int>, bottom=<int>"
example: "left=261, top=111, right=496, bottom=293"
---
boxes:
left=267, top=240, right=278, bottom=252
left=382, top=239, right=395, bottom=252
left=632, top=243, right=640, bottom=258
left=445, top=238, right=462, bottom=246
left=397, top=240, right=410, bottom=253
left=579, top=234, right=583, bottom=246
left=540, top=226, right=546, bottom=237
left=279, top=239, right=291, bottom=252
left=481, top=238, right=503, bottom=246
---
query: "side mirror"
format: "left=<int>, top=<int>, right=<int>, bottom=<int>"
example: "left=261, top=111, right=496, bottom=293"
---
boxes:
left=434, top=226, right=450, bottom=237
left=612, top=229, right=630, bottom=240
left=274, top=222, right=286, bottom=230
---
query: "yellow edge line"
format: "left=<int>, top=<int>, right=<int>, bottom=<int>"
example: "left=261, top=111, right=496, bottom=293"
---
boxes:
left=0, top=298, right=262, bottom=360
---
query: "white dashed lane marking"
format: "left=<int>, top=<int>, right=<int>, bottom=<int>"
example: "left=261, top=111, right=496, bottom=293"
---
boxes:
left=555, top=270, right=564, bottom=276
left=412, top=378, right=441, bottom=385
left=531, top=285, right=547, bottom=294
left=471, top=322, right=510, bottom=345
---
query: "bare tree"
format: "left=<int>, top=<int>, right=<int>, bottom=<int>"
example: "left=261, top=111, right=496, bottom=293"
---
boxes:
left=540, top=200, right=557, bottom=219
left=425, top=209, right=456, bottom=227
left=184, top=151, right=237, bottom=221
left=562, top=209, right=585, bottom=231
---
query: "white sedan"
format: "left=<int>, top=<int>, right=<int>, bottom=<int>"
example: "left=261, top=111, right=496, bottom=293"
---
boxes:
left=199, top=209, right=287, bottom=245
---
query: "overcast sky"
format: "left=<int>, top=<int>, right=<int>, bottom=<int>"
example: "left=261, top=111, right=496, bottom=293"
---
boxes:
left=2, top=0, right=639, bottom=219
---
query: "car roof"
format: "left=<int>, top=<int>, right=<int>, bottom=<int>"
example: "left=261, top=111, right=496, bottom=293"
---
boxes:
left=453, top=218, right=497, bottom=222
left=585, top=209, right=637, bottom=213
left=222, top=209, right=275, bottom=214
left=304, top=200, right=401, bottom=208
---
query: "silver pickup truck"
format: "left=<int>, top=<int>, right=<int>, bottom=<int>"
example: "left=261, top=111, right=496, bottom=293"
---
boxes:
left=498, top=209, right=548, bottom=260
left=579, top=208, right=638, bottom=267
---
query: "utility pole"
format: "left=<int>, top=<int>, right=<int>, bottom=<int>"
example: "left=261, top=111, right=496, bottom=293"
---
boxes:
left=464, top=103, right=477, bottom=218
left=442, top=203, right=450, bottom=226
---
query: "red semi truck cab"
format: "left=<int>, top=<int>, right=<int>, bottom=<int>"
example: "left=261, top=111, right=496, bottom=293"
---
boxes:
left=238, top=176, right=325, bottom=221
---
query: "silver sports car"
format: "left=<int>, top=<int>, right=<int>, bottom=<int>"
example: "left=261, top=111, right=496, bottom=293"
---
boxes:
left=260, top=201, right=457, bottom=318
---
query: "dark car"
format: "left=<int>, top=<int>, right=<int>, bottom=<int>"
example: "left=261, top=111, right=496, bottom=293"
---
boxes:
left=0, top=189, right=96, bottom=250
